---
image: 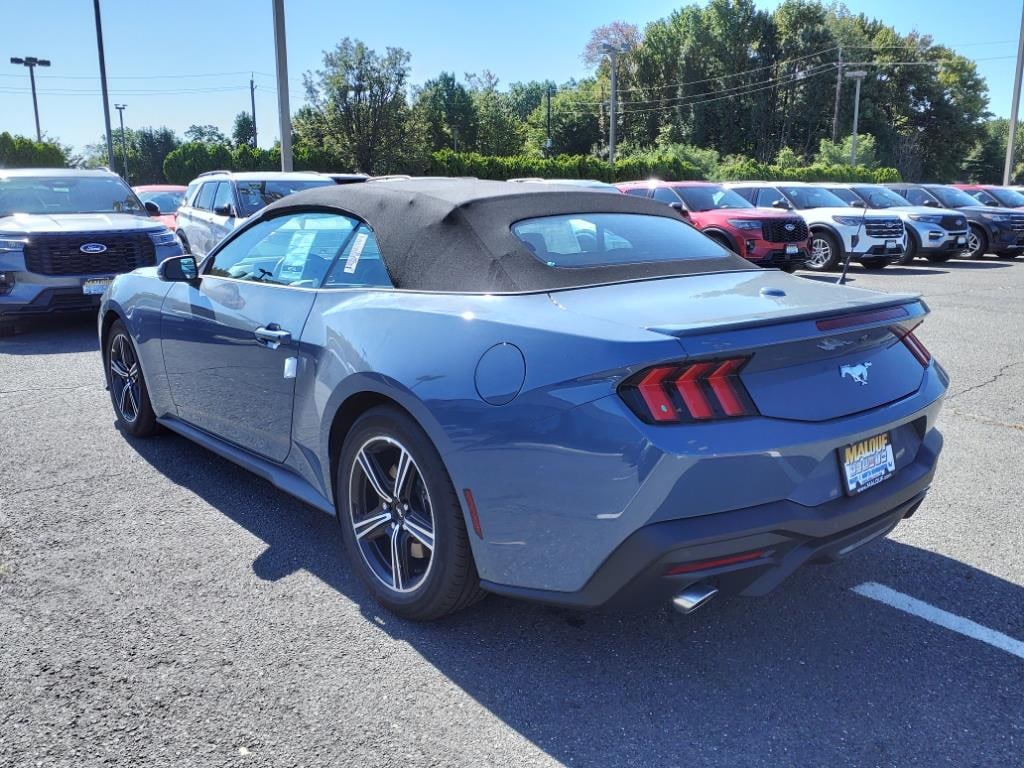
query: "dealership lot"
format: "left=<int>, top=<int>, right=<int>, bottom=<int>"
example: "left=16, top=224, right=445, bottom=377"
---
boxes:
left=1, top=260, right=1022, bottom=766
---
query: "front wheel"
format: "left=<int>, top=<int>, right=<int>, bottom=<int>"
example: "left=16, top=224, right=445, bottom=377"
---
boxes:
left=338, top=406, right=485, bottom=621
left=896, top=233, right=917, bottom=265
left=807, top=231, right=841, bottom=271
left=965, top=225, right=987, bottom=259
left=105, top=320, right=159, bottom=437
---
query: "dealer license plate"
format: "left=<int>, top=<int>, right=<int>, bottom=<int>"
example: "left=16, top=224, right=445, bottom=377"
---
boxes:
left=82, top=278, right=112, bottom=295
left=885, top=239, right=897, bottom=249
left=839, top=432, right=895, bottom=496
left=785, top=244, right=799, bottom=255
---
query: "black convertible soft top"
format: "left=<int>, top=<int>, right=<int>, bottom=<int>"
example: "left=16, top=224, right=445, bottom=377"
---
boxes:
left=258, top=178, right=751, bottom=293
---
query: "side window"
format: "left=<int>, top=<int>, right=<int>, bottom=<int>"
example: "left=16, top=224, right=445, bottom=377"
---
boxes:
left=195, top=182, right=217, bottom=211
left=323, top=223, right=393, bottom=288
left=903, top=188, right=929, bottom=206
left=973, top=190, right=997, bottom=205
left=212, top=182, right=234, bottom=212
left=652, top=187, right=681, bottom=204
left=183, top=181, right=200, bottom=207
left=829, top=188, right=859, bottom=205
left=207, top=212, right=363, bottom=288
left=623, top=188, right=650, bottom=198
left=755, top=188, right=780, bottom=207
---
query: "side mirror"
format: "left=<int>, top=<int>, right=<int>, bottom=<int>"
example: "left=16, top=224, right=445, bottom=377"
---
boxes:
left=158, top=254, right=199, bottom=283
left=213, top=203, right=235, bottom=217
left=923, top=199, right=939, bottom=208
left=849, top=199, right=866, bottom=208
left=771, top=198, right=792, bottom=210
left=669, top=201, right=690, bottom=217
left=144, top=201, right=161, bottom=216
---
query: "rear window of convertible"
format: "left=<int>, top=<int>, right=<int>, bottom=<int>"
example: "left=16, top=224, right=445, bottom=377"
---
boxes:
left=511, top=213, right=728, bottom=268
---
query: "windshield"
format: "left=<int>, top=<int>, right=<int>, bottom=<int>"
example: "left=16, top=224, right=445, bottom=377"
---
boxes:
left=779, top=186, right=849, bottom=209
left=0, top=175, right=145, bottom=217
left=852, top=186, right=912, bottom=208
left=512, top=213, right=729, bottom=268
left=674, top=185, right=752, bottom=211
left=135, top=188, right=185, bottom=213
left=235, top=179, right=334, bottom=216
left=987, top=187, right=1024, bottom=207
left=928, top=186, right=980, bottom=208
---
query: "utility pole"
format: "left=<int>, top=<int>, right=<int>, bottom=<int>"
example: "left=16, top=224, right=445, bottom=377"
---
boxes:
left=599, top=45, right=622, bottom=165
left=250, top=75, right=258, bottom=147
left=93, top=0, right=115, bottom=170
left=545, top=84, right=553, bottom=157
left=9, top=56, right=50, bottom=141
left=1005, top=2, right=1024, bottom=185
left=831, top=45, right=843, bottom=143
left=846, top=70, right=867, bottom=165
left=272, top=0, right=293, bottom=171
left=114, top=104, right=128, bottom=179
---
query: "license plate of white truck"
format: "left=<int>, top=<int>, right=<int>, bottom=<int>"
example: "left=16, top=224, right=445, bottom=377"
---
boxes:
left=839, top=432, right=896, bottom=495
left=885, top=239, right=897, bottom=249
left=957, top=235, right=967, bottom=245
left=82, top=278, right=112, bottom=295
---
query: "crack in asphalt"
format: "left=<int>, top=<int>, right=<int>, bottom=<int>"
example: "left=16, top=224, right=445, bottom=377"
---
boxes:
left=947, top=360, right=1023, bottom=401
left=5, top=472, right=123, bottom=497
left=944, top=407, right=1024, bottom=432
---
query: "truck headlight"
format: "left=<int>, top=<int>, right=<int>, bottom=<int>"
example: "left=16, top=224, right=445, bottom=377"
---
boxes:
left=727, top=219, right=763, bottom=231
left=149, top=229, right=178, bottom=247
left=907, top=214, right=942, bottom=224
left=832, top=216, right=863, bottom=226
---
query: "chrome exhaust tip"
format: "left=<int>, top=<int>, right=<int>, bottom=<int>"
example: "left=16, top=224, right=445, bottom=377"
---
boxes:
left=672, top=583, right=718, bottom=615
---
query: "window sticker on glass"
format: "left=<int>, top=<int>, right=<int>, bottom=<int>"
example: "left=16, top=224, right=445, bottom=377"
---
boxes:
left=344, top=232, right=369, bottom=273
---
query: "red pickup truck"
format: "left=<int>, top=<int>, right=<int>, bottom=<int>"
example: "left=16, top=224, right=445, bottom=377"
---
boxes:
left=617, top=180, right=811, bottom=271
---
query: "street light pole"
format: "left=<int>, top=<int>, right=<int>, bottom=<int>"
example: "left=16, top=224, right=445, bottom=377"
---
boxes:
left=608, top=48, right=619, bottom=166
left=114, top=104, right=128, bottom=180
left=10, top=56, right=51, bottom=141
left=272, top=0, right=293, bottom=171
left=1004, top=1, right=1024, bottom=185
left=845, top=70, right=867, bottom=166
left=250, top=75, right=258, bottom=148
left=93, top=0, right=116, bottom=170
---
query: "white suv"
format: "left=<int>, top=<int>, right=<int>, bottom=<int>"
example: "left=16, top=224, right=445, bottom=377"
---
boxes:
left=176, top=171, right=334, bottom=258
left=726, top=181, right=906, bottom=271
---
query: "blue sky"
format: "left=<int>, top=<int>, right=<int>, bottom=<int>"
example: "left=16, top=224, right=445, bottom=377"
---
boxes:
left=1, top=0, right=1021, bottom=154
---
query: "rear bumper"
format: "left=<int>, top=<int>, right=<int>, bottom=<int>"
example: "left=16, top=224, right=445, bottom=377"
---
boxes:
left=482, top=427, right=941, bottom=609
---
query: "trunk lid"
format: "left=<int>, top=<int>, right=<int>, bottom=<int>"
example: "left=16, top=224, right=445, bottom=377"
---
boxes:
left=550, top=271, right=929, bottom=422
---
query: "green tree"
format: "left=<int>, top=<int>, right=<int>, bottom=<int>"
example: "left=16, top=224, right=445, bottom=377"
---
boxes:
left=82, top=126, right=180, bottom=184
left=814, top=134, right=878, bottom=168
left=412, top=72, right=476, bottom=152
left=302, top=38, right=413, bottom=174
left=524, top=79, right=603, bottom=157
left=232, top=112, right=256, bottom=148
left=466, top=71, right=525, bottom=156
left=0, top=132, right=68, bottom=168
left=184, top=124, right=229, bottom=145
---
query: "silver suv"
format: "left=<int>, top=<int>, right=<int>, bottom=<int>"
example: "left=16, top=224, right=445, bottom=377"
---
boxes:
left=175, top=171, right=334, bottom=257
left=0, top=168, right=183, bottom=334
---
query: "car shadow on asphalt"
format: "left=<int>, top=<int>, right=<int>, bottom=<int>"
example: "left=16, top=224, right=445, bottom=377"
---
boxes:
left=0, top=313, right=98, bottom=355
left=123, top=427, right=1024, bottom=767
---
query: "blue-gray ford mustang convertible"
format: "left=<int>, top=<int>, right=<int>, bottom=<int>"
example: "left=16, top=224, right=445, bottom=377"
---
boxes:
left=98, top=179, right=947, bottom=620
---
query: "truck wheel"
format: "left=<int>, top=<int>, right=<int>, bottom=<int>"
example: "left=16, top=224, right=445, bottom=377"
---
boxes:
left=896, top=232, right=917, bottom=265
left=807, top=232, right=840, bottom=271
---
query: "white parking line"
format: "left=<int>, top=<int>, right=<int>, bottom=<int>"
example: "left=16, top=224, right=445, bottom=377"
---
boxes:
left=852, top=581, right=1024, bottom=661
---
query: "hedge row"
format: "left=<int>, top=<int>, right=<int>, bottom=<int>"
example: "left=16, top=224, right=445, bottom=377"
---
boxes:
left=162, top=143, right=901, bottom=186
left=0, top=132, right=68, bottom=169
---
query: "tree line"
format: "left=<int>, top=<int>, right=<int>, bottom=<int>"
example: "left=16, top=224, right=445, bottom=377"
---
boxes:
left=1, top=0, right=1018, bottom=184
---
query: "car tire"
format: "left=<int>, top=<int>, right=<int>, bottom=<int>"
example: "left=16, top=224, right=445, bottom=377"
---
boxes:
left=860, top=258, right=890, bottom=270
left=965, top=225, right=987, bottom=259
left=807, top=231, right=841, bottom=271
left=995, top=251, right=1021, bottom=259
left=337, top=405, right=485, bottom=621
left=105, top=320, right=160, bottom=437
left=177, top=231, right=191, bottom=254
left=896, top=232, right=917, bottom=265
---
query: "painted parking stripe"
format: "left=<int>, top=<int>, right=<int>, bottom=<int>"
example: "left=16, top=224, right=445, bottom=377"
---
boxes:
left=853, top=581, right=1024, bottom=661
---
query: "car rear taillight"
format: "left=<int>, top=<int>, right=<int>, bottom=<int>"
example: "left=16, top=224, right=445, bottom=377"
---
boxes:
left=894, top=325, right=931, bottom=367
left=620, top=357, right=758, bottom=424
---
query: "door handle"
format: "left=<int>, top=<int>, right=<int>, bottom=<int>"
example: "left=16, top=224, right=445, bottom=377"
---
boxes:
left=254, top=325, right=292, bottom=349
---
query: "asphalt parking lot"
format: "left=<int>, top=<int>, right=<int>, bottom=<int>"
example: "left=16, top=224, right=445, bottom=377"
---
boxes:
left=2, top=258, right=1022, bottom=767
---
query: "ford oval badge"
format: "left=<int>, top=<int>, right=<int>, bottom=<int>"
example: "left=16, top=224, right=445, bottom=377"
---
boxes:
left=80, top=242, right=108, bottom=254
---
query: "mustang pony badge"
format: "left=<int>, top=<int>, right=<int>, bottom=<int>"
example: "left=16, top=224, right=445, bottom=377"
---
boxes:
left=840, top=362, right=872, bottom=385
